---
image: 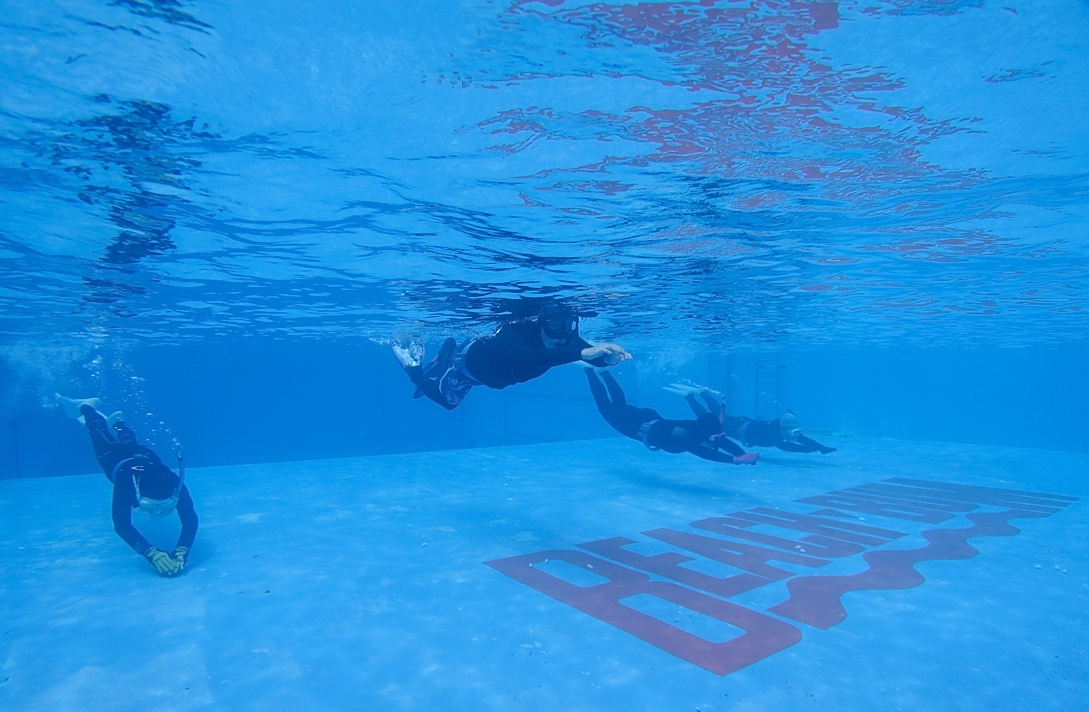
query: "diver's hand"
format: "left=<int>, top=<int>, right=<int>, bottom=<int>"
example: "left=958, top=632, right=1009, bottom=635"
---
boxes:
left=733, top=452, right=760, bottom=466
left=146, top=547, right=182, bottom=577
left=582, top=343, right=631, bottom=365
left=171, top=546, right=189, bottom=573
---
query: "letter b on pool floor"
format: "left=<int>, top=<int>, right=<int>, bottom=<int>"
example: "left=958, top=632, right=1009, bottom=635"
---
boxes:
left=485, top=549, right=801, bottom=676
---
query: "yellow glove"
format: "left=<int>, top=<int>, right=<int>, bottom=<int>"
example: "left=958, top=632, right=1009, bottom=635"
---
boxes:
left=171, top=546, right=189, bottom=573
left=146, top=547, right=181, bottom=577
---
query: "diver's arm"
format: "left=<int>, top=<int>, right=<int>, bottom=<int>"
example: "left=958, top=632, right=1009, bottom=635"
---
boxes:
left=175, top=485, right=199, bottom=551
left=576, top=344, right=608, bottom=368
left=538, top=336, right=592, bottom=367
left=579, top=342, right=630, bottom=367
left=709, top=433, right=746, bottom=457
left=111, top=475, right=153, bottom=555
left=512, top=332, right=592, bottom=369
left=688, top=445, right=737, bottom=464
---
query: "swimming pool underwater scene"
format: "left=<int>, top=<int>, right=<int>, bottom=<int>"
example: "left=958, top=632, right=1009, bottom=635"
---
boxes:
left=1, top=1, right=1087, bottom=710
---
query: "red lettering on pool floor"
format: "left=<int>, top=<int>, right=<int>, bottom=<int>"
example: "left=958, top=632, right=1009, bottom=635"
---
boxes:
left=485, top=549, right=802, bottom=676
left=769, top=508, right=1051, bottom=629
left=485, top=478, right=1078, bottom=675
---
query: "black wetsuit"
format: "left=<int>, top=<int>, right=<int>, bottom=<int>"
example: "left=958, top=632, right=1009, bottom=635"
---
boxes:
left=586, top=369, right=744, bottom=463
left=685, top=392, right=835, bottom=454
left=406, top=320, right=609, bottom=410
left=465, top=321, right=602, bottom=389
left=83, top=407, right=198, bottom=556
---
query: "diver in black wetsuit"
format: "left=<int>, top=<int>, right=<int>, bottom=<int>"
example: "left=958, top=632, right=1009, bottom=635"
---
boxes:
left=585, top=369, right=759, bottom=465
left=393, top=307, right=631, bottom=410
left=57, top=395, right=198, bottom=578
left=683, top=389, right=836, bottom=455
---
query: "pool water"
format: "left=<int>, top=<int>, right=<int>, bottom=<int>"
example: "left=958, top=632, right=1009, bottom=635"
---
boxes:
left=1, top=1, right=1088, bottom=710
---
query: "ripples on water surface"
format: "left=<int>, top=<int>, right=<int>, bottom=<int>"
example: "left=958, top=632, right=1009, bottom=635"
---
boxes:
left=1, top=0, right=1087, bottom=349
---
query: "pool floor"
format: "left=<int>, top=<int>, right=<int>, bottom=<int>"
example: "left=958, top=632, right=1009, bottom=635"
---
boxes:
left=1, top=437, right=1086, bottom=711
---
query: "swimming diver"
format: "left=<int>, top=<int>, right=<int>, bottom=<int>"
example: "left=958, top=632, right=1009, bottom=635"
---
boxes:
left=393, top=306, right=632, bottom=410
left=675, top=386, right=836, bottom=455
left=585, top=369, right=759, bottom=465
left=57, top=394, right=198, bottom=578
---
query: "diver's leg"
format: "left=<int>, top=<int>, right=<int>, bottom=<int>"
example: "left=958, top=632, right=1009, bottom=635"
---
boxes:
left=82, top=405, right=114, bottom=451
left=599, top=370, right=627, bottom=407
left=583, top=365, right=618, bottom=415
left=700, top=391, right=721, bottom=414
left=424, top=338, right=457, bottom=379
left=113, top=420, right=137, bottom=444
left=797, top=433, right=836, bottom=454
left=81, top=405, right=132, bottom=475
left=584, top=367, right=612, bottom=410
left=414, top=338, right=458, bottom=399
left=437, top=367, right=475, bottom=409
left=404, top=365, right=459, bottom=411
left=579, top=367, right=631, bottom=435
left=685, top=393, right=708, bottom=417
left=609, top=405, right=656, bottom=440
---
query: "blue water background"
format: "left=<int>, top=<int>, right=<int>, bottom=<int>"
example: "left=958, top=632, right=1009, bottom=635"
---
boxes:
left=1, top=0, right=1088, bottom=476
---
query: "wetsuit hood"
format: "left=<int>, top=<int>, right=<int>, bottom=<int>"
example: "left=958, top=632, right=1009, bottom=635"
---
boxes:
left=134, top=462, right=179, bottom=500
left=780, top=412, right=801, bottom=442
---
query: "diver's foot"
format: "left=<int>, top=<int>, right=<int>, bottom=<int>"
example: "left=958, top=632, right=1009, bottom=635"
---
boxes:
left=391, top=340, right=424, bottom=369
left=55, top=394, right=103, bottom=420
left=733, top=452, right=760, bottom=466
left=105, top=411, right=124, bottom=428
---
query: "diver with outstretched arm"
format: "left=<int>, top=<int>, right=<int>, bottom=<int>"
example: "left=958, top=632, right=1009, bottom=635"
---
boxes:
left=394, top=306, right=631, bottom=410
left=585, top=369, right=759, bottom=465
left=57, top=395, right=198, bottom=577
left=679, top=387, right=836, bottom=455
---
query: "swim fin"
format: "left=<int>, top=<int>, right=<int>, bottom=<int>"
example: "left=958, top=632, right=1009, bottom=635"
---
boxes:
left=391, top=339, right=424, bottom=369
left=663, top=382, right=720, bottom=397
left=55, top=393, right=103, bottom=423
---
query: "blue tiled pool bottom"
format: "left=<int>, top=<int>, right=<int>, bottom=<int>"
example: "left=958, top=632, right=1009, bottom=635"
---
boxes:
left=1, top=438, right=1085, bottom=711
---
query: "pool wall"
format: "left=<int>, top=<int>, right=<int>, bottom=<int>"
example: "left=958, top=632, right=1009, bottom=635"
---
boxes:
left=1, top=340, right=1087, bottom=479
